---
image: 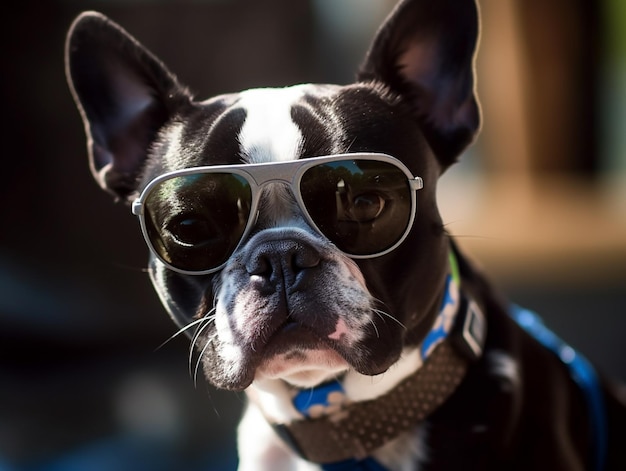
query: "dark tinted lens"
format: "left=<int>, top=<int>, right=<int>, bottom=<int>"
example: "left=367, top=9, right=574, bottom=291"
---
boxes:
left=143, top=173, right=252, bottom=271
left=300, top=160, right=412, bottom=255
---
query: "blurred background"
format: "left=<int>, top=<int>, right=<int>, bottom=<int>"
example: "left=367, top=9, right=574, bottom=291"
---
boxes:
left=1, top=0, right=624, bottom=470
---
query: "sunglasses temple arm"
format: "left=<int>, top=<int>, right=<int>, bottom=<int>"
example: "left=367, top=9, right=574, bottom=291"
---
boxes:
left=410, top=177, right=424, bottom=191
left=132, top=200, right=143, bottom=216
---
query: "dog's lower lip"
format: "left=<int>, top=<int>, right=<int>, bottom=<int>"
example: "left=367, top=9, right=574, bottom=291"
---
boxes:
left=261, top=321, right=328, bottom=357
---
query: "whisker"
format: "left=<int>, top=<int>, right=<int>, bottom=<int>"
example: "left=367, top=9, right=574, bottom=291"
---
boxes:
left=188, top=311, right=216, bottom=376
left=154, top=316, right=209, bottom=352
left=441, top=224, right=501, bottom=242
left=189, top=310, right=216, bottom=351
left=372, top=308, right=407, bottom=330
left=193, top=331, right=219, bottom=387
left=343, top=136, right=358, bottom=154
left=369, top=317, right=380, bottom=338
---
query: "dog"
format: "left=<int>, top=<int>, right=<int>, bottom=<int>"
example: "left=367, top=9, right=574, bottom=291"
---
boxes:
left=65, top=0, right=626, bottom=469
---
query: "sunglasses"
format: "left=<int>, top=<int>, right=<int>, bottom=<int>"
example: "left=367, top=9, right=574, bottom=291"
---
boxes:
left=131, top=153, right=424, bottom=275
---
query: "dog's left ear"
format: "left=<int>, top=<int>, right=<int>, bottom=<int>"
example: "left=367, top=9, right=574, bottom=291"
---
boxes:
left=359, top=0, right=481, bottom=169
left=65, top=12, right=191, bottom=201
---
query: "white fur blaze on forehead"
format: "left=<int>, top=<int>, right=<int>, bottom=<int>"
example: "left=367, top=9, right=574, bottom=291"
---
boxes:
left=237, top=85, right=310, bottom=163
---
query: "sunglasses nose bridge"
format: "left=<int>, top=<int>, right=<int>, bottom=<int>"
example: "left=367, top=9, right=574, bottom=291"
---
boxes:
left=248, top=163, right=312, bottom=233
left=247, top=162, right=299, bottom=188
left=247, top=163, right=303, bottom=216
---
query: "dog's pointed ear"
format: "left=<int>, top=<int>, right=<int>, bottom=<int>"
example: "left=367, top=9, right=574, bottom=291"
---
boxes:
left=359, top=0, right=481, bottom=169
left=65, top=11, right=191, bottom=200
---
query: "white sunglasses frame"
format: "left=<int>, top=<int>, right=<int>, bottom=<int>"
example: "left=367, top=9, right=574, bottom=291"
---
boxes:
left=131, top=152, right=424, bottom=275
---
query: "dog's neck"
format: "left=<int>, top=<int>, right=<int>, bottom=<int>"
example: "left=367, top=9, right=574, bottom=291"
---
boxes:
left=247, top=250, right=478, bottom=425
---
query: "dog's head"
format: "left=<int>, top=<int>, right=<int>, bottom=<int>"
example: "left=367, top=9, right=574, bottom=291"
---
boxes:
left=65, top=0, right=480, bottom=391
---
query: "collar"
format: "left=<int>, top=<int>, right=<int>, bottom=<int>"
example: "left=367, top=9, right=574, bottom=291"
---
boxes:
left=271, top=251, right=487, bottom=464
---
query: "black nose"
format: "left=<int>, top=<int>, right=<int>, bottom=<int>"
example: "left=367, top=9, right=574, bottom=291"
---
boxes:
left=245, top=236, right=321, bottom=293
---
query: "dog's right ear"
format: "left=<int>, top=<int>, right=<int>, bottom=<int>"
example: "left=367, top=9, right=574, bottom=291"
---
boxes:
left=65, top=12, right=191, bottom=201
left=358, top=0, right=481, bottom=170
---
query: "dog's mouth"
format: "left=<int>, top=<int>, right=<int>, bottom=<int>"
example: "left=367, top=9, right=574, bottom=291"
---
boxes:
left=254, top=320, right=350, bottom=387
left=251, top=311, right=403, bottom=388
left=200, top=304, right=406, bottom=391
left=203, top=314, right=365, bottom=390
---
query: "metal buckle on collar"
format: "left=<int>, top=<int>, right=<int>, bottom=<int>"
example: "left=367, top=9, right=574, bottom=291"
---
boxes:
left=450, top=295, right=486, bottom=361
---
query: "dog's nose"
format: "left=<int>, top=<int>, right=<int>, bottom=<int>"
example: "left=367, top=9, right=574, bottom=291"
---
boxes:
left=245, top=237, right=321, bottom=292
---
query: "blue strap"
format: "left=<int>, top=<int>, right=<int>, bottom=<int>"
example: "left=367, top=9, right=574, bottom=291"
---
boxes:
left=510, top=305, right=607, bottom=471
left=420, top=274, right=455, bottom=359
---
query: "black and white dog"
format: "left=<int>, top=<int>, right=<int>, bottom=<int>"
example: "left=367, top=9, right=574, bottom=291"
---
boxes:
left=65, top=0, right=626, bottom=469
